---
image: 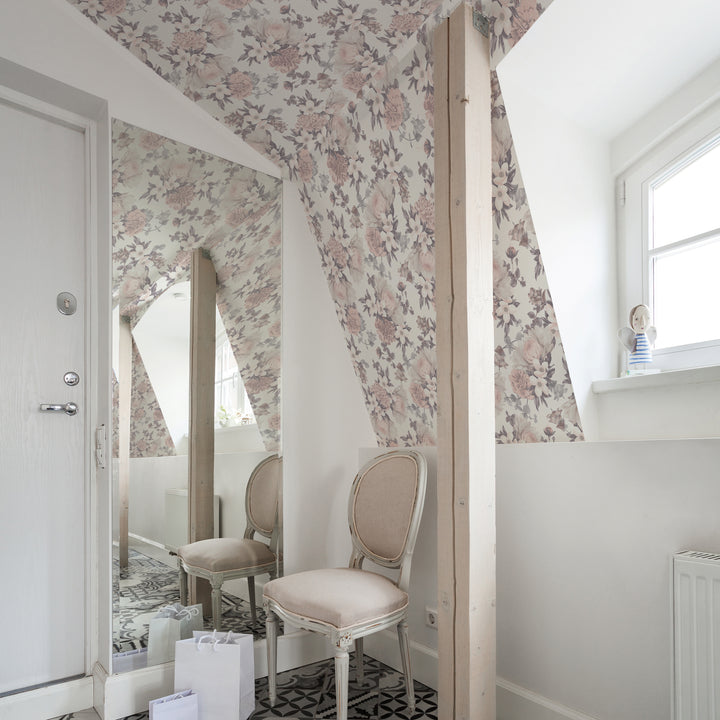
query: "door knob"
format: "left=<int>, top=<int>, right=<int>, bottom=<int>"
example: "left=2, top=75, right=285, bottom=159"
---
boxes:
left=39, top=402, right=78, bottom=416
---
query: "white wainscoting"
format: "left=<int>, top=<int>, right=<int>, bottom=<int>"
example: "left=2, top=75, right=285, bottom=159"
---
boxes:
left=0, top=677, right=93, bottom=720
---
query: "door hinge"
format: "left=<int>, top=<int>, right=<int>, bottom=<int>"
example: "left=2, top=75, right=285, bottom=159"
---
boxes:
left=95, top=424, right=106, bottom=469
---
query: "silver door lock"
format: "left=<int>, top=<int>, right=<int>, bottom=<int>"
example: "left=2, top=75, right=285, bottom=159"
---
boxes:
left=57, top=292, right=77, bottom=316
left=64, top=371, right=80, bottom=386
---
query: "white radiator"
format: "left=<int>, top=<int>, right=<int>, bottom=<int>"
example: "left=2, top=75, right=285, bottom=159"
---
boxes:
left=674, top=550, right=720, bottom=720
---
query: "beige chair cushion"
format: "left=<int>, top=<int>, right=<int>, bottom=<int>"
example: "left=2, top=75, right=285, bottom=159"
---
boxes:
left=263, top=568, right=408, bottom=629
left=178, top=537, right=275, bottom=573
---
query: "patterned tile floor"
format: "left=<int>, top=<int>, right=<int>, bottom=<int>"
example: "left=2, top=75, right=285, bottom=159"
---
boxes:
left=51, top=655, right=437, bottom=719
left=113, top=541, right=266, bottom=655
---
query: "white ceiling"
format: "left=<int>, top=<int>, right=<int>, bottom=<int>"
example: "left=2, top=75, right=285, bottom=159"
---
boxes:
left=496, top=0, right=720, bottom=140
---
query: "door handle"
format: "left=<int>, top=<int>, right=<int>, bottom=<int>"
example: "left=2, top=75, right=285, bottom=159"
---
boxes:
left=40, top=402, right=78, bottom=416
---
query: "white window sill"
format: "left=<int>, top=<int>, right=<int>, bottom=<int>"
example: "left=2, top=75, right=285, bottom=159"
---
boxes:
left=592, top=365, right=720, bottom=394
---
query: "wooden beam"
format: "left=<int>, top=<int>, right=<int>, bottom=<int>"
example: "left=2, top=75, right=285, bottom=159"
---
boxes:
left=117, top=317, right=132, bottom=569
left=188, top=248, right=217, bottom=614
left=434, top=5, right=496, bottom=719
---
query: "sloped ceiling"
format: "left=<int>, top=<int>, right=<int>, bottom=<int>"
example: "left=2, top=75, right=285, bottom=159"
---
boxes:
left=68, top=0, right=583, bottom=445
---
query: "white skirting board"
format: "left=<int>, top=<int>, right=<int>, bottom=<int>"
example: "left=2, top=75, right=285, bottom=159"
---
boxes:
left=98, top=631, right=330, bottom=720
left=354, top=634, right=600, bottom=720
left=0, top=676, right=93, bottom=720
left=496, top=678, right=601, bottom=720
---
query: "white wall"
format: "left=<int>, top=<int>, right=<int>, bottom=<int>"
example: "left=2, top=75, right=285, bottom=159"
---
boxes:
left=496, top=67, right=616, bottom=441
left=0, top=0, right=277, bottom=177
left=281, top=180, right=377, bottom=575
left=496, top=439, right=720, bottom=720
left=593, top=370, right=720, bottom=442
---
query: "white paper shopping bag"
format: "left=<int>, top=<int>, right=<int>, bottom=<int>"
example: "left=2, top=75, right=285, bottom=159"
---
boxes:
left=149, top=689, right=198, bottom=720
left=175, top=632, right=255, bottom=720
left=147, top=603, right=203, bottom=666
left=112, top=647, right=148, bottom=673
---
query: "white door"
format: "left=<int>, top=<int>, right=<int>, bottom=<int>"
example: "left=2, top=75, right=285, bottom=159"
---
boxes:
left=0, top=96, right=87, bottom=694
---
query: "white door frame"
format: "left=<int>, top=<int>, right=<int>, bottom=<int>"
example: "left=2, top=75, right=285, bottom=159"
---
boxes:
left=0, top=59, right=112, bottom=720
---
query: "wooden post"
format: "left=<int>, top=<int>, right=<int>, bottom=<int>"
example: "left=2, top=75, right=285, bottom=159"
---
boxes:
left=117, top=317, right=132, bottom=568
left=434, top=5, right=496, bottom=719
left=188, top=248, right=217, bottom=615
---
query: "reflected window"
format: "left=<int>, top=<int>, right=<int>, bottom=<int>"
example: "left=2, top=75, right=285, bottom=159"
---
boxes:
left=215, top=323, right=255, bottom=428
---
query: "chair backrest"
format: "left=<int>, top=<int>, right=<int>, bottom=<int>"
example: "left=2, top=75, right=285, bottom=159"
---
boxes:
left=245, top=454, right=281, bottom=540
left=348, top=450, right=427, bottom=591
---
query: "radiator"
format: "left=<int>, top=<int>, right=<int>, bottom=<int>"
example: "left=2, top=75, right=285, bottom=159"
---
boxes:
left=674, top=550, right=720, bottom=720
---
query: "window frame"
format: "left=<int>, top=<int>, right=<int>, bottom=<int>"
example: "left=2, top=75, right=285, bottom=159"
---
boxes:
left=617, top=97, right=720, bottom=372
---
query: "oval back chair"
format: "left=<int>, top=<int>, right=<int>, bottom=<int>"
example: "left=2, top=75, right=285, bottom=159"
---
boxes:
left=263, top=450, right=427, bottom=720
left=177, top=453, right=282, bottom=630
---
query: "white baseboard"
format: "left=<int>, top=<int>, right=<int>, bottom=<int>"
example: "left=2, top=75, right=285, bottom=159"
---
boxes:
left=0, top=676, right=93, bottom=720
left=100, top=631, right=330, bottom=720
left=497, top=678, right=600, bottom=720
left=362, top=629, right=438, bottom=691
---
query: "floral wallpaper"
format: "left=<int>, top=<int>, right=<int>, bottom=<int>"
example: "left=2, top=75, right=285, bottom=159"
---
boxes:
left=484, top=0, right=583, bottom=441
left=70, top=0, right=583, bottom=445
left=112, top=342, right=176, bottom=459
left=112, top=119, right=282, bottom=451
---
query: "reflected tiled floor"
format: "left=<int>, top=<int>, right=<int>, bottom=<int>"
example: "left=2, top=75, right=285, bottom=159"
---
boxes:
left=51, top=656, right=437, bottom=720
left=114, top=541, right=266, bottom=657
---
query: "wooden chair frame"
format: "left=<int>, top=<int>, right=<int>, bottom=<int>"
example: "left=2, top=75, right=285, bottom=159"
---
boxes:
left=264, top=450, right=427, bottom=720
left=178, top=453, right=282, bottom=630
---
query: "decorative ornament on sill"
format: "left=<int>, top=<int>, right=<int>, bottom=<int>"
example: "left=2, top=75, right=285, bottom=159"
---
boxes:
left=618, top=304, right=658, bottom=375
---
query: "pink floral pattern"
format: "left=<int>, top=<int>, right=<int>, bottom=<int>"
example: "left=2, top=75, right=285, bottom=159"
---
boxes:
left=111, top=340, right=175, bottom=458
left=71, top=0, right=583, bottom=445
left=112, top=119, right=282, bottom=450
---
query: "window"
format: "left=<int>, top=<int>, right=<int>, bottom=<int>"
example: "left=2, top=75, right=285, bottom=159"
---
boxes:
left=618, top=100, right=720, bottom=371
left=214, top=326, right=255, bottom=428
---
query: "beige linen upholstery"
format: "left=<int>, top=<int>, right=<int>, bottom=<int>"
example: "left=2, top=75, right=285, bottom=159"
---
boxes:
left=263, top=568, right=408, bottom=629
left=351, top=454, right=418, bottom=562
left=179, top=537, right=275, bottom=573
left=263, top=450, right=427, bottom=720
left=177, top=454, right=281, bottom=631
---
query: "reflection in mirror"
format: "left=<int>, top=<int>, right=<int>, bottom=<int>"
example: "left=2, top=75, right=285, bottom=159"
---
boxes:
left=110, top=119, right=282, bottom=673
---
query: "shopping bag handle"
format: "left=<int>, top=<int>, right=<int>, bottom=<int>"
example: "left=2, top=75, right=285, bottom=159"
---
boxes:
left=196, top=629, right=239, bottom=651
left=157, top=690, right=194, bottom=703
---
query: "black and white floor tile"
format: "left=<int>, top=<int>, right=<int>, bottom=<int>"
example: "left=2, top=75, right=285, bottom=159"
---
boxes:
left=76, top=544, right=437, bottom=719
left=52, top=655, right=438, bottom=720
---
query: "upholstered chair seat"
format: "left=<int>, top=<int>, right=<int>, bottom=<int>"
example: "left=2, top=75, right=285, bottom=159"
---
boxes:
left=178, top=537, right=276, bottom=574
left=263, top=567, right=408, bottom=629
left=264, top=450, right=427, bottom=720
left=178, top=454, right=282, bottom=631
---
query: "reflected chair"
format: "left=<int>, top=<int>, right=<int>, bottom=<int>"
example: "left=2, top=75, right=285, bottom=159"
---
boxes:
left=177, top=453, right=282, bottom=631
left=263, top=450, right=427, bottom=720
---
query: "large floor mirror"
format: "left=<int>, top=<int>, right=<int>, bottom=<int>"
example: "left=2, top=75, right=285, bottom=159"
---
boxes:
left=109, top=119, right=282, bottom=672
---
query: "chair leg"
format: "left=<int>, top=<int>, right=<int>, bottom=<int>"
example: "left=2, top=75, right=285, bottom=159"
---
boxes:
left=397, top=620, right=415, bottom=713
left=266, top=610, right=279, bottom=707
left=355, top=637, right=364, bottom=684
left=178, top=561, right=187, bottom=605
left=248, top=576, right=257, bottom=624
left=334, top=637, right=351, bottom=720
left=210, top=576, right=223, bottom=631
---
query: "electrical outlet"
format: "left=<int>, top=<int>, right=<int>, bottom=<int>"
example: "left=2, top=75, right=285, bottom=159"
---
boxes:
left=425, top=606, right=438, bottom=629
